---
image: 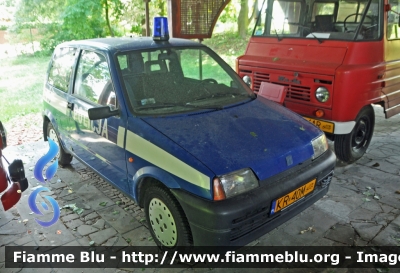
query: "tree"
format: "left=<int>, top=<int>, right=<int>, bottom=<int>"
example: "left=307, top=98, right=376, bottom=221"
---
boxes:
left=237, top=0, right=259, bottom=38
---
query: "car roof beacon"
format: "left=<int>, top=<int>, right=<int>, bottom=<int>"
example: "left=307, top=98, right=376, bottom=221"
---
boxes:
left=153, top=17, right=169, bottom=42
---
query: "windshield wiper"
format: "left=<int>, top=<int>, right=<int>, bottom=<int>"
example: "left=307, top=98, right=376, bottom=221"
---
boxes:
left=136, top=102, right=223, bottom=111
left=274, top=29, right=282, bottom=42
left=307, top=32, right=323, bottom=44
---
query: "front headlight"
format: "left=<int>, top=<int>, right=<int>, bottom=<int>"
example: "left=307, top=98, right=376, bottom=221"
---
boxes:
left=315, top=87, right=330, bottom=103
left=312, top=134, right=328, bottom=160
left=213, top=168, right=259, bottom=200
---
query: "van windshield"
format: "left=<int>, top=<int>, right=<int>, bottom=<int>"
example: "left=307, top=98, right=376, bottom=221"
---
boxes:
left=117, top=47, right=254, bottom=116
left=254, top=0, right=381, bottom=41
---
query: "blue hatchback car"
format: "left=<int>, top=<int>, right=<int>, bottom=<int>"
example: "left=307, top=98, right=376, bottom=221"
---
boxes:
left=42, top=31, right=336, bottom=247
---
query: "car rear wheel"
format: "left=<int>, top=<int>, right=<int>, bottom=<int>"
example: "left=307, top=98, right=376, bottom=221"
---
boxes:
left=334, top=105, right=375, bottom=163
left=144, top=185, right=192, bottom=248
left=46, top=122, right=73, bottom=166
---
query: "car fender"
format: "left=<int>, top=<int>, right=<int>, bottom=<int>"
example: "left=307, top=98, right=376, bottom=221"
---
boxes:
left=132, top=165, right=181, bottom=202
left=42, top=110, right=58, bottom=140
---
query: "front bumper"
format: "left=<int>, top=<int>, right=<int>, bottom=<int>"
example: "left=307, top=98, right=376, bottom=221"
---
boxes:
left=171, top=150, right=336, bottom=246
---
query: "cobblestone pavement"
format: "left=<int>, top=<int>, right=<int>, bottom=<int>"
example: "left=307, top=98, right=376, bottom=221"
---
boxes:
left=1, top=105, right=400, bottom=273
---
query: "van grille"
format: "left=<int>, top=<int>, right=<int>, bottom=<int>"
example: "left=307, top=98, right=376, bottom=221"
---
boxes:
left=253, top=72, right=270, bottom=92
left=253, top=72, right=311, bottom=102
left=286, top=84, right=311, bottom=102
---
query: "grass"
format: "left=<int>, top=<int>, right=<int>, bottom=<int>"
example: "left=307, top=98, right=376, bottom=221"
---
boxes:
left=0, top=54, right=50, bottom=122
left=0, top=31, right=249, bottom=123
left=203, top=31, right=250, bottom=68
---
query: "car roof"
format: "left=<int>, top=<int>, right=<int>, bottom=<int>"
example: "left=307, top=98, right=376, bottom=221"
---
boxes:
left=58, top=37, right=205, bottom=54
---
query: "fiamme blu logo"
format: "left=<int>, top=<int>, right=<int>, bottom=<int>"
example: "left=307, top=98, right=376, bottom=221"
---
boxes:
left=28, top=138, right=61, bottom=227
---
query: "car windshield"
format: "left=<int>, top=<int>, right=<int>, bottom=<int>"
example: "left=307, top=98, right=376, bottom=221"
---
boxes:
left=253, top=0, right=381, bottom=41
left=117, top=47, right=254, bottom=115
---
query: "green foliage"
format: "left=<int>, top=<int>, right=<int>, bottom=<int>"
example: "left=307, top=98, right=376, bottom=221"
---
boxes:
left=61, top=0, right=105, bottom=40
left=219, top=2, right=238, bottom=23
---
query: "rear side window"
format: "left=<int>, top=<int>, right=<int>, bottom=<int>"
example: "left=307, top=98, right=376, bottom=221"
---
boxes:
left=74, top=50, right=112, bottom=105
left=48, top=47, right=77, bottom=92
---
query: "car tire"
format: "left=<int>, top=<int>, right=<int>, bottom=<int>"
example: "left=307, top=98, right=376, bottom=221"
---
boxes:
left=334, top=105, right=375, bottom=163
left=144, top=185, right=193, bottom=248
left=46, top=122, right=73, bottom=167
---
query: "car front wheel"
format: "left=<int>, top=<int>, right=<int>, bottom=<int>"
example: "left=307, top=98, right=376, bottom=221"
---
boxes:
left=144, top=185, right=193, bottom=248
left=334, top=105, right=375, bottom=163
left=46, top=122, right=73, bottom=167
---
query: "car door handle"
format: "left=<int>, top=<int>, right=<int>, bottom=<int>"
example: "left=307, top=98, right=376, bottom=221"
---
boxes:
left=67, top=102, right=74, bottom=110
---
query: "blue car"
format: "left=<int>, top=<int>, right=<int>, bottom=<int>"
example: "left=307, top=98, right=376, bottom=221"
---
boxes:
left=42, top=28, right=335, bottom=248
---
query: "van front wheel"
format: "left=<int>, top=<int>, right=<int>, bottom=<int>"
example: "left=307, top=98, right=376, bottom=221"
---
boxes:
left=334, top=106, right=375, bottom=163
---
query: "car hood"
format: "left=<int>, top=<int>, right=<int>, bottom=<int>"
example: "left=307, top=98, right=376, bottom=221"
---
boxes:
left=142, top=98, right=322, bottom=181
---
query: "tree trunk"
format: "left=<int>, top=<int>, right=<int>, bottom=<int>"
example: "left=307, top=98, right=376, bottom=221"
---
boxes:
left=237, top=0, right=249, bottom=38
left=104, top=0, right=114, bottom=37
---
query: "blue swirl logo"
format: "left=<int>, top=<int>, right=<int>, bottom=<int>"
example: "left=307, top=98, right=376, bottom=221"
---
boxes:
left=34, top=138, right=59, bottom=183
left=28, top=187, right=60, bottom=227
left=29, top=137, right=61, bottom=227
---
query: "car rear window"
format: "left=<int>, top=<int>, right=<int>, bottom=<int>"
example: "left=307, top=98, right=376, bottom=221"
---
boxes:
left=48, top=47, right=77, bottom=92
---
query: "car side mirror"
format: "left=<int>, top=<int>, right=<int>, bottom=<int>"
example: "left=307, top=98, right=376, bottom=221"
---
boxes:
left=88, top=106, right=119, bottom=120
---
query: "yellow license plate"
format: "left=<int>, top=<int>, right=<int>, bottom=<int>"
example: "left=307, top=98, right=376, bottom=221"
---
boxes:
left=270, top=179, right=317, bottom=215
left=304, top=117, right=334, bottom=134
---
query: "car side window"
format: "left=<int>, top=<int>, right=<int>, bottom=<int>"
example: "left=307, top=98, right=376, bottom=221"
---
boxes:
left=74, top=50, right=117, bottom=108
left=48, top=47, right=77, bottom=92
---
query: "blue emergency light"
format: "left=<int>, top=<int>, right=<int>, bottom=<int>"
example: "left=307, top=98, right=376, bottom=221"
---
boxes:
left=153, top=17, right=169, bottom=41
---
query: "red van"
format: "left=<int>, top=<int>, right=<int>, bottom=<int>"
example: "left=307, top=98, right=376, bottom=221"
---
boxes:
left=237, top=0, right=400, bottom=163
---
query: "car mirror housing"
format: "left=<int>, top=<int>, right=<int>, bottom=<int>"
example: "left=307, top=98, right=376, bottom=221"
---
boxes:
left=88, top=106, right=119, bottom=120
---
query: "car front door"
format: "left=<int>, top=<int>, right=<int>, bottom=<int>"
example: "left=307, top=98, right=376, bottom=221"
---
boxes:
left=66, top=49, right=130, bottom=194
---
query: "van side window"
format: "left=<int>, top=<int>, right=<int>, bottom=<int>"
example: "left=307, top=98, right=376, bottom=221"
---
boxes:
left=48, top=47, right=77, bottom=92
left=74, top=50, right=115, bottom=107
left=388, top=0, right=400, bottom=40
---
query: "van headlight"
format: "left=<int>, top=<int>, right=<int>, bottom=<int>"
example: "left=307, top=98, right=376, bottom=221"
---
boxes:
left=243, top=75, right=252, bottom=87
left=312, top=134, right=328, bottom=159
left=315, top=87, right=330, bottom=102
left=213, top=168, right=259, bottom=200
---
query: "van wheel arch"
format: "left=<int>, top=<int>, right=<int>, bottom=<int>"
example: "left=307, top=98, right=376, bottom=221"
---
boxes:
left=334, top=105, right=375, bottom=163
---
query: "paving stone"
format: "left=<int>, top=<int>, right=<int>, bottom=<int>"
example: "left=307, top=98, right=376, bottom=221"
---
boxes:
left=71, top=184, right=114, bottom=211
left=89, top=227, right=118, bottom=245
left=102, top=235, right=129, bottom=248
left=97, top=205, right=141, bottom=234
left=313, top=199, right=354, bottom=221
left=280, top=206, right=338, bottom=243
left=64, top=219, right=84, bottom=229
left=14, top=235, right=33, bottom=246
left=84, top=212, right=100, bottom=221
left=77, top=225, right=99, bottom=236
left=92, top=219, right=105, bottom=229
left=0, top=219, right=27, bottom=235
left=351, top=222, right=383, bottom=241
left=34, top=222, right=76, bottom=246
left=348, top=207, right=378, bottom=221
left=324, top=224, right=355, bottom=245
left=61, top=213, right=79, bottom=222
left=122, top=226, right=157, bottom=247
